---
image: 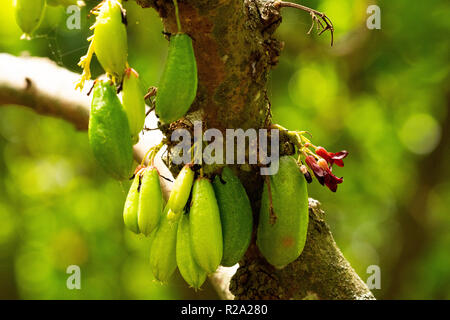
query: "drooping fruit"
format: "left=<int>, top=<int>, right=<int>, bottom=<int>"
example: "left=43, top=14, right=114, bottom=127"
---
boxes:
left=122, top=67, right=145, bottom=144
left=123, top=171, right=141, bottom=234
left=166, top=164, right=194, bottom=222
left=155, top=34, right=197, bottom=124
left=213, top=167, right=253, bottom=267
left=88, top=80, right=133, bottom=180
left=257, top=156, right=309, bottom=268
left=176, top=213, right=207, bottom=289
left=138, top=166, right=163, bottom=236
left=189, top=177, right=223, bottom=273
left=14, top=0, right=46, bottom=40
left=149, top=205, right=178, bottom=282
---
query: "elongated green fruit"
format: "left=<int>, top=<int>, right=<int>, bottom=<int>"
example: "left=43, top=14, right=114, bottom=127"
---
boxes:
left=93, top=0, right=128, bottom=79
left=122, top=68, right=145, bottom=143
left=149, top=206, right=178, bottom=282
left=123, top=172, right=140, bottom=234
left=257, top=156, right=309, bottom=268
left=138, top=166, right=163, bottom=236
left=14, top=0, right=46, bottom=39
left=167, top=164, right=194, bottom=221
left=176, top=213, right=207, bottom=289
left=89, top=81, right=133, bottom=180
left=76, top=0, right=127, bottom=90
left=213, top=167, right=253, bottom=267
left=189, top=178, right=223, bottom=273
left=155, top=34, right=197, bottom=123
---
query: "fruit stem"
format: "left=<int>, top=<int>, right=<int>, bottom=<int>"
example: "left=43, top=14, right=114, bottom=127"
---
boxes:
left=172, top=0, right=182, bottom=33
left=141, top=141, right=164, bottom=166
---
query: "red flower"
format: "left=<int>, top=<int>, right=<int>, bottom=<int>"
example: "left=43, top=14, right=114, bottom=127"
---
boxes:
left=316, top=147, right=348, bottom=168
left=305, top=155, right=343, bottom=192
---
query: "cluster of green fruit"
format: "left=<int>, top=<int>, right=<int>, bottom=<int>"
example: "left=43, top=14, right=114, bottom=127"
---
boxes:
left=78, top=1, right=311, bottom=290
left=13, top=0, right=84, bottom=40
left=122, top=155, right=309, bottom=289
left=123, top=163, right=253, bottom=289
left=78, top=0, right=146, bottom=143
left=79, top=0, right=197, bottom=181
left=16, top=0, right=325, bottom=290
left=14, top=1, right=148, bottom=179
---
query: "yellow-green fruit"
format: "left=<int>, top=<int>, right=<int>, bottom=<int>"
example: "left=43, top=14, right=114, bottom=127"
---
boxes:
left=122, top=68, right=145, bottom=143
left=189, top=178, right=223, bottom=273
left=89, top=81, right=133, bottom=180
left=93, top=0, right=127, bottom=79
left=167, top=164, right=194, bottom=221
left=213, top=167, right=253, bottom=267
left=176, top=214, right=207, bottom=290
left=123, top=172, right=140, bottom=234
left=138, top=166, right=163, bottom=236
left=149, top=206, right=178, bottom=282
left=14, top=0, right=46, bottom=39
left=257, top=156, right=309, bottom=268
left=155, top=34, right=197, bottom=123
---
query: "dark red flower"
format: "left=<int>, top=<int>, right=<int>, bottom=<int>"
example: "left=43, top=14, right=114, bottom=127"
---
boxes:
left=323, top=171, right=343, bottom=192
left=305, top=155, right=343, bottom=192
left=316, top=147, right=348, bottom=168
left=305, top=155, right=325, bottom=185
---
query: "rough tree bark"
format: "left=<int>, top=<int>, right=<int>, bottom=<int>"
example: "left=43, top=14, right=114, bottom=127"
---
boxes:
left=0, top=0, right=375, bottom=300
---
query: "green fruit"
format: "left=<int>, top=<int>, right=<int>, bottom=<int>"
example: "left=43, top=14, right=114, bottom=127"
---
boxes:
left=138, top=166, right=163, bottom=236
left=149, top=205, right=178, bottom=282
left=176, top=213, right=207, bottom=290
left=257, top=156, right=309, bottom=268
left=167, top=164, right=195, bottom=221
left=155, top=34, right=197, bottom=123
left=14, top=0, right=46, bottom=39
left=75, top=0, right=127, bottom=90
left=122, top=68, right=145, bottom=143
left=123, top=172, right=140, bottom=234
left=89, top=81, right=133, bottom=180
left=189, top=178, right=223, bottom=273
left=93, top=0, right=128, bottom=79
left=213, top=167, right=253, bottom=267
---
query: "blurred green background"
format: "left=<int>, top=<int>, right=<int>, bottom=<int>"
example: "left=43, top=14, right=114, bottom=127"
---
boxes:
left=0, top=0, right=448, bottom=299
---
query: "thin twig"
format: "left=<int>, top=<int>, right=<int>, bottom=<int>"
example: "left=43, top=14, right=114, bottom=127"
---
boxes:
left=144, top=86, right=157, bottom=100
left=274, top=1, right=334, bottom=46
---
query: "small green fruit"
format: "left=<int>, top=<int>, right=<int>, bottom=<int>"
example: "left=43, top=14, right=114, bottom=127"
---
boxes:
left=176, top=213, right=207, bottom=289
left=189, top=177, right=223, bottom=273
left=14, top=0, right=46, bottom=39
left=213, top=167, right=253, bottom=267
left=149, top=205, right=178, bottom=282
left=257, top=156, right=309, bottom=268
left=155, top=34, right=197, bottom=124
left=92, top=0, right=128, bottom=79
left=167, top=164, right=195, bottom=221
left=138, top=166, right=163, bottom=236
left=88, top=81, right=133, bottom=180
left=122, top=68, right=145, bottom=143
left=123, top=172, right=141, bottom=234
